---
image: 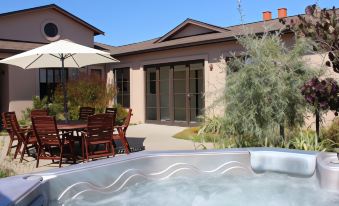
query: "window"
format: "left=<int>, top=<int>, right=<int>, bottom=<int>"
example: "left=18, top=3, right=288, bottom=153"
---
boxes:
left=39, top=68, right=68, bottom=101
left=41, top=21, right=60, bottom=41
left=114, top=68, right=130, bottom=107
left=44, top=23, right=58, bottom=38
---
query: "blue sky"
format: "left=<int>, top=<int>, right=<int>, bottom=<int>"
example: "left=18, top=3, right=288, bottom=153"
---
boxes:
left=1, top=0, right=338, bottom=46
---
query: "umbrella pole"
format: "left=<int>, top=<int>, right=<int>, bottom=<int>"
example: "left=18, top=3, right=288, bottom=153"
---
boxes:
left=61, top=55, right=69, bottom=121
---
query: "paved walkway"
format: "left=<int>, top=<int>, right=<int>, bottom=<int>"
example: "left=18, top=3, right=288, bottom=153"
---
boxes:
left=127, top=124, right=213, bottom=151
left=0, top=124, right=213, bottom=175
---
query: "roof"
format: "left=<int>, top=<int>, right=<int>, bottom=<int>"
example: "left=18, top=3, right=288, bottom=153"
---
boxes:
left=0, top=39, right=45, bottom=53
left=104, top=8, right=339, bottom=57
left=0, top=4, right=104, bottom=35
left=104, top=17, right=291, bottom=56
left=155, top=18, right=231, bottom=43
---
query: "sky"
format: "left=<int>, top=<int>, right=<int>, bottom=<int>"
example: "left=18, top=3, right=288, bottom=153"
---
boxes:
left=0, top=0, right=338, bottom=46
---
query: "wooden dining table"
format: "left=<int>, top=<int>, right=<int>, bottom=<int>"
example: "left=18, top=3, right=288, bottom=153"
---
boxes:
left=57, top=120, right=87, bottom=131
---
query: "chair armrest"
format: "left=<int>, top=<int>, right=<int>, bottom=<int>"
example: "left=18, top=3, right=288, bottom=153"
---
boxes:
left=18, top=128, right=32, bottom=133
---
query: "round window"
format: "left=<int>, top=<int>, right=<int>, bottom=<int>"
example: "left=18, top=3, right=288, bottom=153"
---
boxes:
left=44, top=23, right=59, bottom=38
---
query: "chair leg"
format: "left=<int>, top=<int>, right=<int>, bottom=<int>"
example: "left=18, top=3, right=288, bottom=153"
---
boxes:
left=14, top=141, right=22, bottom=159
left=69, top=142, right=76, bottom=164
left=20, top=141, right=28, bottom=163
left=59, top=146, right=63, bottom=168
left=85, top=141, right=89, bottom=162
left=81, top=139, right=85, bottom=162
left=36, top=147, right=41, bottom=168
left=110, top=141, right=115, bottom=157
left=6, top=138, right=14, bottom=156
left=119, top=130, right=130, bottom=154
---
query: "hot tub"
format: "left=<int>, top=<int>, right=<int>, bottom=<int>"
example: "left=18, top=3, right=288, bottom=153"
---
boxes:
left=0, top=148, right=338, bottom=206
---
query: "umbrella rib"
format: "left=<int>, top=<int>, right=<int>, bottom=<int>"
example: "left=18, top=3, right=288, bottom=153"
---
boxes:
left=24, top=54, right=44, bottom=69
left=50, top=54, right=61, bottom=59
left=70, top=54, right=80, bottom=68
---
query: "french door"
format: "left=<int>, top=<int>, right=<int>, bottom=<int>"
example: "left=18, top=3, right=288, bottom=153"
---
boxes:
left=146, top=60, right=204, bottom=125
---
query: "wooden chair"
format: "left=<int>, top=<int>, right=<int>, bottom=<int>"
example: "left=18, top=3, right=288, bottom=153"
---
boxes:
left=9, top=113, right=37, bottom=163
left=113, top=108, right=132, bottom=154
left=30, top=109, right=48, bottom=118
left=82, top=114, right=115, bottom=161
left=31, top=116, right=75, bottom=168
left=105, top=107, right=117, bottom=125
left=105, top=107, right=117, bottom=115
left=78, top=107, right=95, bottom=120
left=1, top=112, right=19, bottom=156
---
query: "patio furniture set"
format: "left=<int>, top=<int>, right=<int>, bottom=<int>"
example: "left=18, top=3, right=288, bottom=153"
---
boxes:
left=1, top=107, right=133, bottom=168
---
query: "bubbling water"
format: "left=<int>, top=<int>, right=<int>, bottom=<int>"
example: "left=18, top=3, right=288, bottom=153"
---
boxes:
left=63, top=173, right=339, bottom=206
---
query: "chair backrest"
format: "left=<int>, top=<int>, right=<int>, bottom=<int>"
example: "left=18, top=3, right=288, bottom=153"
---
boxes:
left=79, top=107, right=95, bottom=120
left=122, top=108, right=133, bottom=131
left=105, top=107, right=117, bottom=115
left=105, top=108, right=117, bottom=125
left=30, top=109, right=48, bottom=118
left=86, top=114, right=113, bottom=142
left=1, top=112, right=18, bottom=136
left=9, top=113, right=25, bottom=142
left=31, top=116, right=61, bottom=146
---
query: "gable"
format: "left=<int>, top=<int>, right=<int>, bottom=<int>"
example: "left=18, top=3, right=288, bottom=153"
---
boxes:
left=169, top=23, right=217, bottom=40
left=0, top=8, right=95, bottom=46
left=156, top=19, right=229, bottom=43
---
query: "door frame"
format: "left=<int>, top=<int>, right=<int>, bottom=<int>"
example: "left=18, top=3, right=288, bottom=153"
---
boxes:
left=144, top=59, right=204, bottom=126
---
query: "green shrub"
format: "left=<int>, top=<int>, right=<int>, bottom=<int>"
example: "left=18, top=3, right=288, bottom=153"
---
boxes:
left=52, top=74, right=116, bottom=120
left=290, top=130, right=335, bottom=151
left=0, top=168, right=15, bottom=178
left=322, top=118, right=339, bottom=144
left=21, top=74, right=119, bottom=122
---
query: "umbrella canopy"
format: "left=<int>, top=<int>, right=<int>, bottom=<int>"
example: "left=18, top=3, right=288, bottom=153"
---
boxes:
left=0, top=39, right=119, bottom=120
left=0, top=39, right=118, bottom=69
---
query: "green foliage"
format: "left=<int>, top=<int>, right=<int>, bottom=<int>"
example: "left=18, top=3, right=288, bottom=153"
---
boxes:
left=115, top=104, right=129, bottom=125
left=52, top=74, right=117, bottom=120
left=219, top=33, right=316, bottom=142
left=322, top=118, right=339, bottom=144
left=290, top=130, right=335, bottom=151
left=281, top=5, right=339, bottom=73
left=21, top=74, right=123, bottom=123
left=0, top=168, right=15, bottom=178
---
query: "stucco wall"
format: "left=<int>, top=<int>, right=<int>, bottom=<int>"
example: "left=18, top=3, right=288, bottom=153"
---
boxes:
left=109, top=41, right=244, bottom=123
left=0, top=64, right=9, bottom=114
left=7, top=65, right=38, bottom=119
left=0, top=9, right=94, bottom=46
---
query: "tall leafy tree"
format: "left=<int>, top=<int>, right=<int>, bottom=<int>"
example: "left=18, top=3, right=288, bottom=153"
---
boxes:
left=220, top=33, right=315, bottom=144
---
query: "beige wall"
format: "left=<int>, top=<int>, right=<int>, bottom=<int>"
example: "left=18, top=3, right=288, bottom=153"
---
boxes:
left=109, top=41, right=245, bottom=123
left=7, top=66, right=38, bottom=119
left=0, top=9, right=94, bottom=46
left=0, top=64, right=9, bottom=114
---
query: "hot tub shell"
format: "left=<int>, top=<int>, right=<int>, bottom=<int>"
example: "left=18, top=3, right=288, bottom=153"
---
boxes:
left=0, top=148, right=338, bottom=206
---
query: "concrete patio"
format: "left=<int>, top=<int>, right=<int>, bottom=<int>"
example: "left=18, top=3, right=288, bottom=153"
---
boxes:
left=0, top=124, right=213, bottom=175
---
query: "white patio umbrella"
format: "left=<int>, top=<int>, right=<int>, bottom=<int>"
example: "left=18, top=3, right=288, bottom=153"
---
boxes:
left=0, top=39, right=119, bottom=120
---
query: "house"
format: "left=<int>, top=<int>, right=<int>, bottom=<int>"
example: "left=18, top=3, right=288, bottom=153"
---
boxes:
left=0, top=4, right=337, bottom=126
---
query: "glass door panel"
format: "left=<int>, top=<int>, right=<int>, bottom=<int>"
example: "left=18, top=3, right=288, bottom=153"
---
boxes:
left=159, top=66, right=170, bottom=121
left=146, top=61, right=204, bottom=124
left=189, top=62, right=204, bottom=122
left=173, top=65, right=187, bottom=122
left=146, top=67, right=157, bottom=120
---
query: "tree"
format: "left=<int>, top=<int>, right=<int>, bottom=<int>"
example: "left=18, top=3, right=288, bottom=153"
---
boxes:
left=281, top=5, right=338, bottom=73
left=219, top=32, right=315, bottom=145
left=301, top=77, right=339, bottom=139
